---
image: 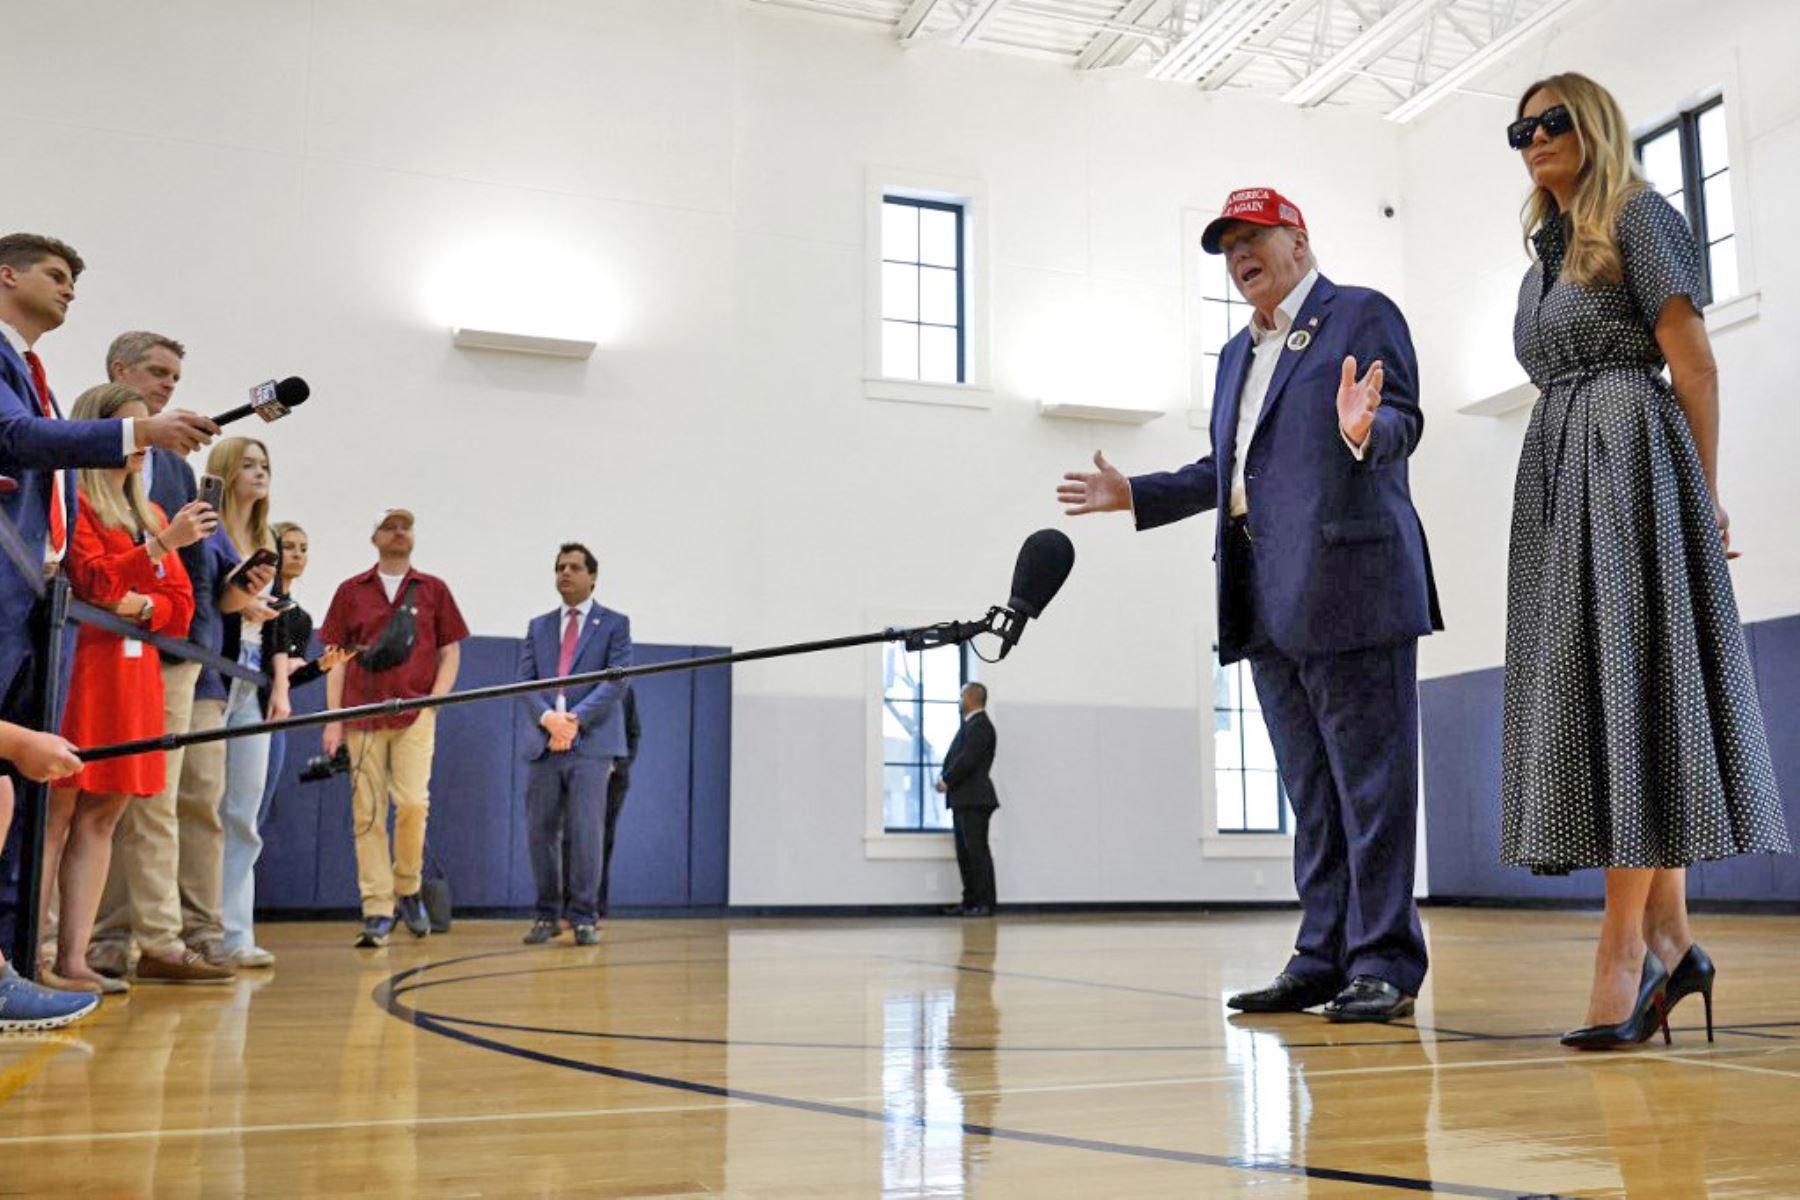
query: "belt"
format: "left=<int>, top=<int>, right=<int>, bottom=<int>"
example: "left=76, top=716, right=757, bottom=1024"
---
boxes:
left=1539, top=361, right=1657, bottom=388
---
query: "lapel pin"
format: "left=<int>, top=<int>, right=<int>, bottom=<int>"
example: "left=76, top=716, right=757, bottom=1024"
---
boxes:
left=1308, top=316, right=1319, bottom=328
left=1286, top=329, right=1312, bottom=352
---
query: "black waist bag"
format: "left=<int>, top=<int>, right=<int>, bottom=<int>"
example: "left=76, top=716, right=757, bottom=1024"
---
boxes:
left=358, top=580, right=420, bottom=673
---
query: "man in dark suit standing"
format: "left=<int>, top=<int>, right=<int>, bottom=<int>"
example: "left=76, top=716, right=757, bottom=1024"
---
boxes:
left=518, top=543, right=632, bottom=946
left=1059, top=188, right=1441, bottom=1023
left=937, top=683, right=998, bottom=917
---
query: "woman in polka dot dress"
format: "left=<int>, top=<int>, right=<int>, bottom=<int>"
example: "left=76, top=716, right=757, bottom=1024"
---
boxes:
left=1500, top=73, right=1789, bottom=1048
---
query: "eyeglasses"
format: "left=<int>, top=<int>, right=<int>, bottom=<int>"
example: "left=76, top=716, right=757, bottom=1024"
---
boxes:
left=1507, top=104, right=1574, bottom=150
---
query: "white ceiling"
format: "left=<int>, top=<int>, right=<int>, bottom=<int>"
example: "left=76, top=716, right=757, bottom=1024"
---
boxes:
left=744, top=0, right=1583, bottom=122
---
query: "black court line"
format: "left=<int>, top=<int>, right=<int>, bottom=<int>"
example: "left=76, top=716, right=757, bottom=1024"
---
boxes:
left=376, top=954, right=1550, bottom=1198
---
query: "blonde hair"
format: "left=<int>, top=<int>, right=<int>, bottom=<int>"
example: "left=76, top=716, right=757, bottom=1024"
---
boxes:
left=205, top=436, right=275, bottom=555
left=1518, top=72, right=1647, bottom=288
left=71, top=384, right=163, bottom=536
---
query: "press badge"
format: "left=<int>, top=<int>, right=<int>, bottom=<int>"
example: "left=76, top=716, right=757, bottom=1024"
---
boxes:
left=124, top=637, right=144, bottom=659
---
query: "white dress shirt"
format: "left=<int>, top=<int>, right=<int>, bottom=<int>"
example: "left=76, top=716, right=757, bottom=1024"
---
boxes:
left=1224, top=269, right=1373, bottom=517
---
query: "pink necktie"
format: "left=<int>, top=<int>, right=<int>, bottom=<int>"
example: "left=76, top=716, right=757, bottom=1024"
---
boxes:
left=557, top=609, right=581, bottom=678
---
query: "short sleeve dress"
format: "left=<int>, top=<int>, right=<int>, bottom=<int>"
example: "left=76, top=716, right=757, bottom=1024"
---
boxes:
left=1499, top=188, right=1790, bottom=872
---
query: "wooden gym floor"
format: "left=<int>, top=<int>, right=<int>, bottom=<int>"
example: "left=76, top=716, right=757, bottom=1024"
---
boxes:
left=3, top=908, right=1798, bottom=1197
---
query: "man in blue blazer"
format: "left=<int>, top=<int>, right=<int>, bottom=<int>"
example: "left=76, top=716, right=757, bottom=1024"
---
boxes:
left=1060, top=188, right=1441, bottom=1023
left=0, top=234, right=214, bottom=1024
left=517, top=542, right=633, bottom=946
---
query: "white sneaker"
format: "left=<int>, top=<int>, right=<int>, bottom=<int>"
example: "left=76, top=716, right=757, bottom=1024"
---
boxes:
left=230, top=947, right=276, bottom=968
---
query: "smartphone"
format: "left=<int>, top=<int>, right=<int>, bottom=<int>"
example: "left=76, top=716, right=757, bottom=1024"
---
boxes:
left=266, top=595, right=297, bottom=614
left=228, top=546, right=281, bottom=591
left=197, top=472, right=226, bottom=513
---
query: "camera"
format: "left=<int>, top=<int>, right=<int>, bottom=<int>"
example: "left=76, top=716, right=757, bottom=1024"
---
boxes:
left=299, top=744, right=351, bottom=783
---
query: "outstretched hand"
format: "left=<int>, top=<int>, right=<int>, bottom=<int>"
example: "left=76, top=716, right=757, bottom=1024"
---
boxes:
left=1337, top=356, right=1383, bottom=447
left=1057, top=451, right=1131, bottom=516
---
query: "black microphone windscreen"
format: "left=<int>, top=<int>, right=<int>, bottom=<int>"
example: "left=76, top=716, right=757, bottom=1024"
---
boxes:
left=1007, top=529, right=1075, bottom=619
left=276, top=377, right=310, bottom=406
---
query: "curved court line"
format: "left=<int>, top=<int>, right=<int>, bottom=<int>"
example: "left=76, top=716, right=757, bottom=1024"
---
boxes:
left=375, top=952, right=1550, bottom=1198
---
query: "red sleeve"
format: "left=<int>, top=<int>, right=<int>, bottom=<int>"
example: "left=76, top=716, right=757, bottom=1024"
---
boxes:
left=64, top=493, right=160, bottom=605
left=434, top=581, right=469, bottom=646
left=146, top=513, right=195, bottom=639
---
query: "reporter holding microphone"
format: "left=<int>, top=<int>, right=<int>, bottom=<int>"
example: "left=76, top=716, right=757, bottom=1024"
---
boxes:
left=42, top=382, right=214, bottom=995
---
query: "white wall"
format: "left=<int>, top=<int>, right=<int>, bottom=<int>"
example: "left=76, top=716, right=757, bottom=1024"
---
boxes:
left=27, top=1, right=1787, bottom=907
left=1397, top=0, right=1800, bottom=680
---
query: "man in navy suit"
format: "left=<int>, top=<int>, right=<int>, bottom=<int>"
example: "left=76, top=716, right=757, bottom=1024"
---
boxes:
left=518, top=543, right=633, bottom=946
left=0, top=234, right=214, bottom=1025
left=1059, top=188, right=1441, bottom=1023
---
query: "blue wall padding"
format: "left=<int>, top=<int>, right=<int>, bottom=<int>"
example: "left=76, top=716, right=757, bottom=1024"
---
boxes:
left=257, top=636, right=731, bottom=913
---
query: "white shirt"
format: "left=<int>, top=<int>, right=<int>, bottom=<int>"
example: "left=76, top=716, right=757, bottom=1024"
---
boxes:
left=560, top=595, right=596, bottom=626
left=1229, top=269, right=1319, bottom=516
left=378, top=570, right=408, bottom=602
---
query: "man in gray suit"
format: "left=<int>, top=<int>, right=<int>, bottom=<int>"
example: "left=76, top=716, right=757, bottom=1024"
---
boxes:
left=937, top=683, right=998, bottom=917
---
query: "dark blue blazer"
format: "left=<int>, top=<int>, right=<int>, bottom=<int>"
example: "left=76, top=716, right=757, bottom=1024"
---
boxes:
left=0, top=338, right=128, bottom=697
left=517, top=603, right=633, bottom=760
left=1130, top=275, right=1441, bottom=662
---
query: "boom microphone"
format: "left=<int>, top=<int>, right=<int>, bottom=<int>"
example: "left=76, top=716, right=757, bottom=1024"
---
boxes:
left=210, top=377, right=310, bottom=427
left=993, top=529, right=1075, bottom=658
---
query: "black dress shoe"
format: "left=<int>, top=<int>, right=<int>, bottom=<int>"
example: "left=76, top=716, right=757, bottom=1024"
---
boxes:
left=963, top=905, right=994, bottom=917
left=940, top=905, right=968, bottom=917
left=1323, top=976, right=1415, bottom=1023
left=1561, top=954, right=1671, bottom=1050
left=1227, top=972, right=1343, bottom=1013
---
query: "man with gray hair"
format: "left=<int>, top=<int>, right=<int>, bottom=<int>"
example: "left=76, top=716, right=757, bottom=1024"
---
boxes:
left=87, top=332, right=270, bottom=984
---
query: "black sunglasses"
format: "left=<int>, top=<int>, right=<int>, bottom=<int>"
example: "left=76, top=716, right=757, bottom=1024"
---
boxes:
left=1507, top=104, right=1574, bottom=150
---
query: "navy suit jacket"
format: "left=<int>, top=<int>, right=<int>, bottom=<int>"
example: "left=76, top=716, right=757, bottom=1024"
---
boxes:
left=517, top=603, right=633, bottom=760
left=0, top=338, right=128, bottom=697
left=1130, top=275, right=1441, bottom=662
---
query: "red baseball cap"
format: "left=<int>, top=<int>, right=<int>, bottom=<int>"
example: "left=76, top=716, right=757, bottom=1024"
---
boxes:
left=1200, top=187, right=1307, bottom=254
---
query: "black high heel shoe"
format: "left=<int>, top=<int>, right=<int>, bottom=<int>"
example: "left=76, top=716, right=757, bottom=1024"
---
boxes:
left=1561, top=953, right=1671, bottom=1051
left=1665, top=944, right=1716, bottom=1043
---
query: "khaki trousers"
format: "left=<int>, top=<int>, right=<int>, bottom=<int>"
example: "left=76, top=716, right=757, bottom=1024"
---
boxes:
left=348, top=711, right=436, bottom=919
left=92, top=663, right=228, bottom=956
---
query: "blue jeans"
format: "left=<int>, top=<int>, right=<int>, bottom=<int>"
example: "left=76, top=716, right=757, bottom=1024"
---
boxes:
left=219, top=675, right=272, bottom=954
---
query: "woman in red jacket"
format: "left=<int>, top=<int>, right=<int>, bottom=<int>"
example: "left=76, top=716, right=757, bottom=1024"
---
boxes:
left=38, top=383, right=216, bottom=995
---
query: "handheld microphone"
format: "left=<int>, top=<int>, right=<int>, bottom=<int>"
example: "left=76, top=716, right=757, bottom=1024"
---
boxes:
left=210, top=377, right=310, bottom=427
left=993, top=529, right=1075, bottom=658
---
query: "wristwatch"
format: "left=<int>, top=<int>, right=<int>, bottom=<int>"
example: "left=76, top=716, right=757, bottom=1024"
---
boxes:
left=137, top=596, right=155, bottom=625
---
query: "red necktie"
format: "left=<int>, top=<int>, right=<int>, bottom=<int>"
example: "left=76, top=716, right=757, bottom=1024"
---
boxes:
left=557, top=608, right=581, bottom=678
left=23, top=350, right=66, bottom=555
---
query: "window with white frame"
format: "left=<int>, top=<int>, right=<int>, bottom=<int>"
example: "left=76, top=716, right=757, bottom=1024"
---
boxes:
left=1198, top=250, right=1253, bottom=403
left=1636, top=96, right=1735, bottom=305
left=1213, top=649, right=1292, bottom=835
left=880, top=196, right=966, bottom=384
left=882, top=643, right=972, bottom=833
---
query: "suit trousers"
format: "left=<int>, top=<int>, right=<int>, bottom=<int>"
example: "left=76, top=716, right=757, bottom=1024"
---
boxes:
left=952, top=806, right=996, bottom=908
left=528, top=752, right=613, bottom=924
left=1248, top=629, right=1427, bottom=995
left=347, top=710, right=437, bottom=919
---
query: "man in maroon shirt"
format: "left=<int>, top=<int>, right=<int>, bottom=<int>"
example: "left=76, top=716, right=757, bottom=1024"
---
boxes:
left=319, top=509, right=467, bottom=948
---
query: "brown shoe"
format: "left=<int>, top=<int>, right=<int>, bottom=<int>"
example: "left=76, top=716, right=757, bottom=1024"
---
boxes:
left=136, top=949, right=236, bottom=985
left=86, top=942, right=130, bottom=980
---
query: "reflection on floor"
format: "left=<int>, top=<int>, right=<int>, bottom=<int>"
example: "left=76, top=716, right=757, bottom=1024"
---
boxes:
left=4, top=909, right=1799, bottom=1197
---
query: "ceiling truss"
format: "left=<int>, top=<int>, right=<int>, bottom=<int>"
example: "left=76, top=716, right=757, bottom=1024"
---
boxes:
left=749, top=0, right=1584, bottom=122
